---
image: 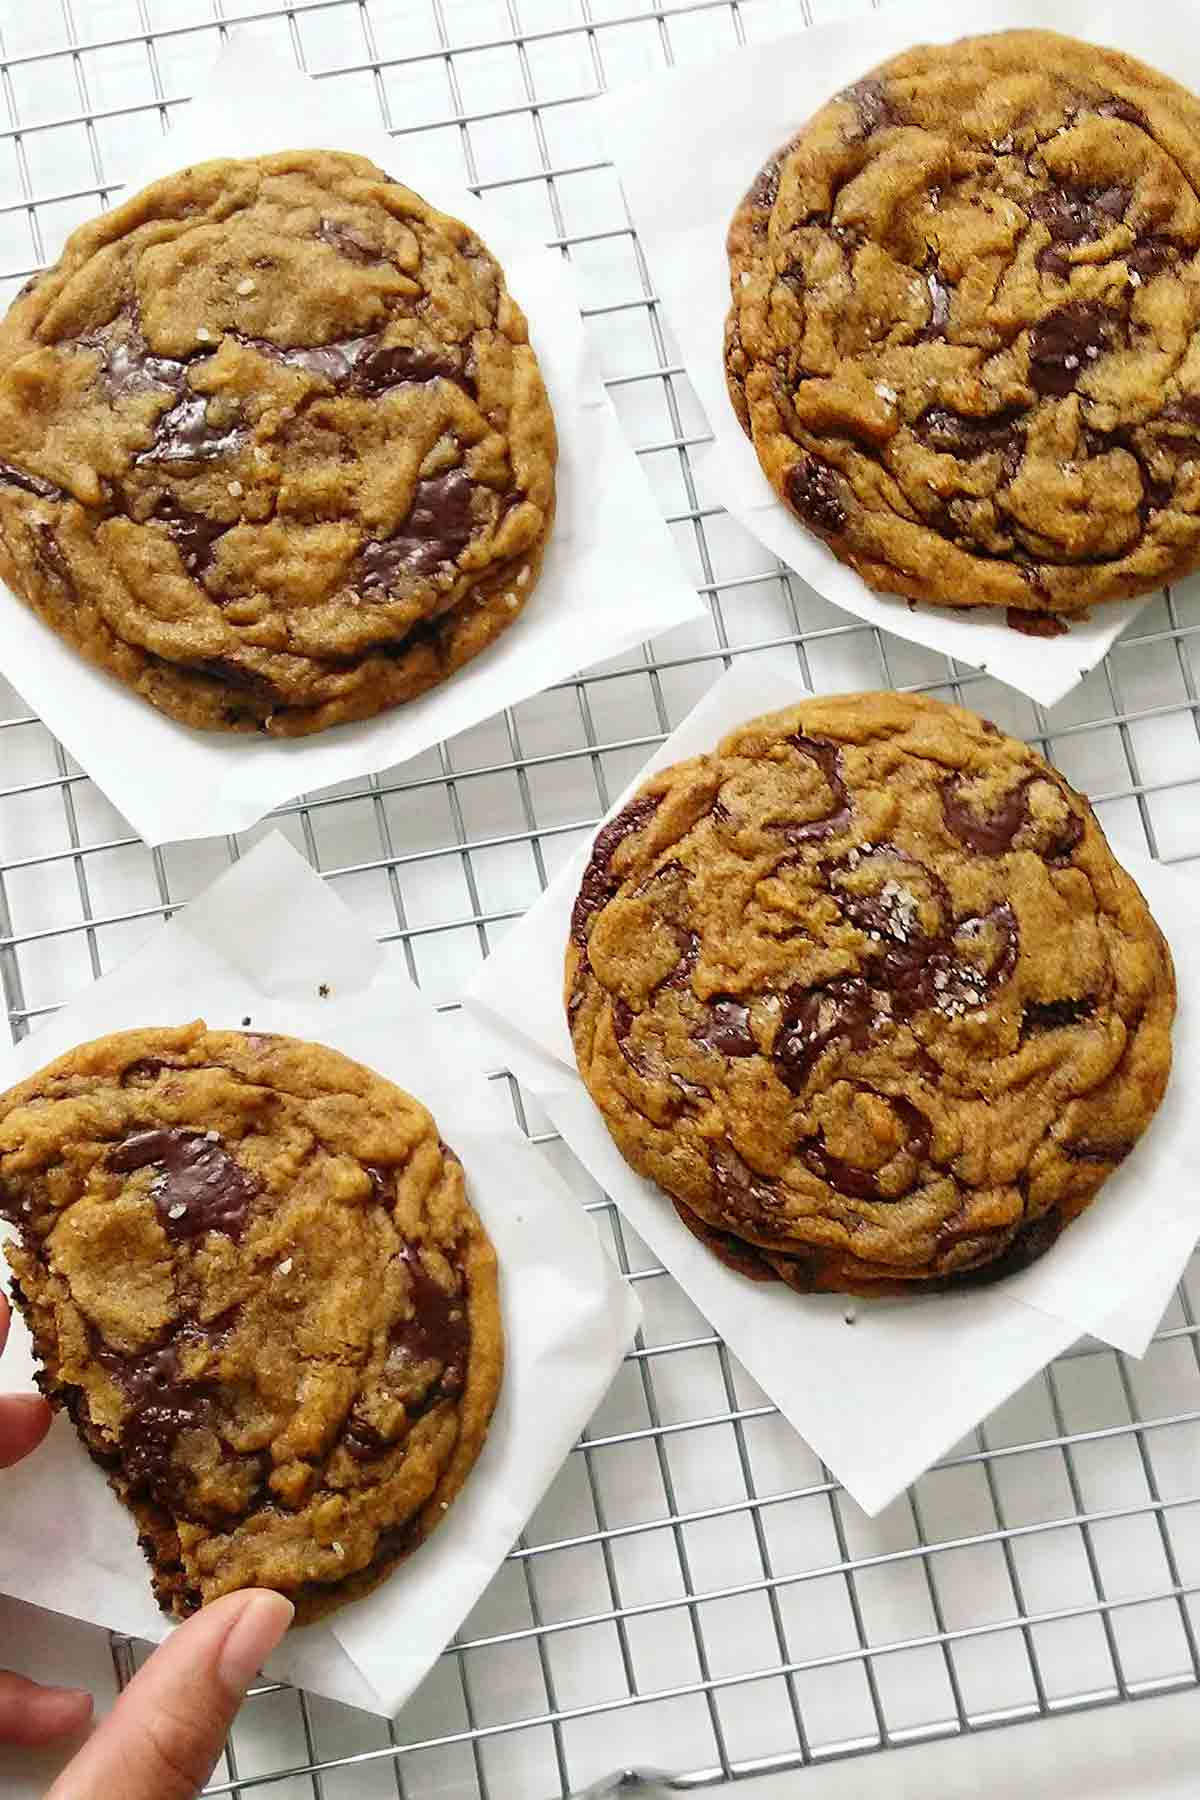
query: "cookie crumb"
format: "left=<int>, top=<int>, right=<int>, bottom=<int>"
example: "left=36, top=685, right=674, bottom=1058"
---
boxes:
left=318, top=983, right=330, bottom=998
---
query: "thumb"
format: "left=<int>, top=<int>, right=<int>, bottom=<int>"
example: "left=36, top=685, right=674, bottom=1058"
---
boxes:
left=46, top=1589, right=293, bottom=1800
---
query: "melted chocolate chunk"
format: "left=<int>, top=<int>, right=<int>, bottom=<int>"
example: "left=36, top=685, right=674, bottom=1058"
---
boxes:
left=1022, top=995, right=1095, bottom=1034
left=956, top=902, right=1019, bottom=987
left=344, top=1418, right=390, bottom=1461
left=843, top=78, right=899, bottom=137
left=1007, top=606, right=1069, bottom=637
left=107, top=1127, right=259, bottom=1242
left=789, top=857, right=1021, bottom=1060
left=1065, top=1138, right=1134, bottom=1163
left=916, top=902, right=1018, bottom=1011
left=942, top=774, right=1029, bottom=853
left=0, top=460, right=63, bottom=501
left=153, top=498, right=229, bottom=576
left=392, top=1241, right=469, bottom=1398
left=1096, top=96, right=1150, bottom=130
left=614, top=998, right=709, bottom=1102
left=99, top=1344, right=207, bottom=1513
left=120, top=1058, right=169, bottom=1087
left=1027, top=302, right=1115, bottom=397
left=832, top=842, right=952, bottom=936
left=32, top=522, right=72, bottom=589
left=244, top=330, right=473, bottom=397
left=801, top=1094, right=933, bottom=1203
left=694, top=997, right=756, bottom=1056
left=1163, top=394, right=1200, bottom=426
left=710, top=1142, right=783, bottom=1220
left=659, top=928, right=701, bottom=991
left=364, top=1161, right=393, bottom=1204
left=786, top=734, right=853, bottom=842
left=81, top=316, right=190, bottom=400
left=139, top=394, right=247, bottom=464
left=356, top=343, right=468, bottom=395
left=358, top=468, right=478, bottom=587
left=916, top=406, right=1026, bottom=458
left=943, top=772, right=1083, bottom=862
left=775, top=977, right=877, bottom=1093
left=1038, top=244, right=1072, bottom=279
left=316, top=216, right=386, bottom=264
left=632, top=862, right=700, bottom=993
left=785, top=452, right=847, bottom=534
left=1028, top=183, right=1129, bottom=248
left=1127, top=237, right=1179, bottom=280
left=570, top=794, right=662, bottom=945
left=182, top=657, right=279, bottom=699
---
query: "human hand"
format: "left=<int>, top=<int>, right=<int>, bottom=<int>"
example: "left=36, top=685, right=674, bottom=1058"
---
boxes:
left=2, top=1289, right=294, bottom=1799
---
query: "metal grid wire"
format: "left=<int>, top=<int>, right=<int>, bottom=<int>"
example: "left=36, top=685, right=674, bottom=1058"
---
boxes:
left=2, top=1, right=1200, bottom=1795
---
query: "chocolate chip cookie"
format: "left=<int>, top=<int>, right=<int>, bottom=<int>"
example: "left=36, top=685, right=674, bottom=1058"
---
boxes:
left=726, top=32, right=1200, bottom=629
left=565, top=694, right=1174, bottom=1296
left=0, top=149, right=556, bottom=733
left=0, top=1023, right=503, bottom=1621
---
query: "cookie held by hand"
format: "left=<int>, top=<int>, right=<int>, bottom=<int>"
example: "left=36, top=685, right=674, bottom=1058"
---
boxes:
left=0, top=1023, right=502, bottom=1622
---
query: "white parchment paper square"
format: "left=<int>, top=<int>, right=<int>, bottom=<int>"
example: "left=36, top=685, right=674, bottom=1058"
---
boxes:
left=0, top=33, right=703, bottom=846
left=0, top=833, right=640, bottom=1716
left=464, top=662, right=1200, bottom=1516
left=591, top=0, right=1200, bottom=706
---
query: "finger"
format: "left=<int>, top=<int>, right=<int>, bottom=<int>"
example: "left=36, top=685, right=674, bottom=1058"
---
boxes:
left=0, top=1671, right=93, bottom=1746
left=46, top=1589, right=294, bottom=1800
left=0, top=1393, right=51, bottom=1468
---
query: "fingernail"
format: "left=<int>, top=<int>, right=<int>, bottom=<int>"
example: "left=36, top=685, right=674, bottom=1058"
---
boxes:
left=216, top=1592, right=295, bottom=1695
left=34, top=1685, right=94, bottom=1732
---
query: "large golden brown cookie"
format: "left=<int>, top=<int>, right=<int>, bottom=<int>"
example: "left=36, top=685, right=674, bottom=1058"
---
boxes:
left=565, top=694, right=1174, bottom=1297
left=726, top=32, right=1200, bottom=629
left=0, top=1023, right=502, bottom=1622
left=0, top=149, right=556, bottom=733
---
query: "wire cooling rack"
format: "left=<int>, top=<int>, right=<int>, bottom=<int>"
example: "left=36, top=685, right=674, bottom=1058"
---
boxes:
left=2, top=1, right=1200, bottom=1796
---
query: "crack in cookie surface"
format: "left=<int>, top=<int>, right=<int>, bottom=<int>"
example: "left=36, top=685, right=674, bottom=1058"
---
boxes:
left=725, top=30, right=1200, bottom=622
left=0, top=1023, right=503, bottom=1622
left=564, top=693, right=1175, bottom=1297
left=0, top=149, right=557, bottom=733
